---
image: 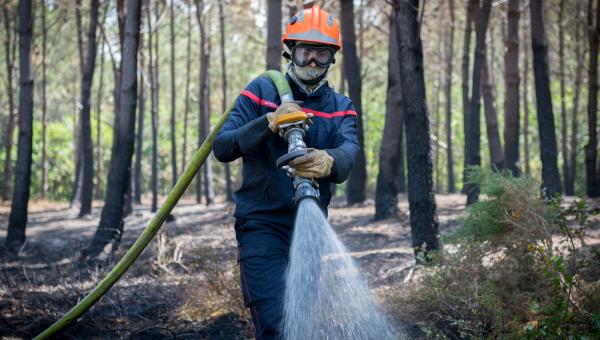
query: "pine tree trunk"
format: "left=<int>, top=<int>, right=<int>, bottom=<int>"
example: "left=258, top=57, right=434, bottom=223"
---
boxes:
left=375, top=9, right=403, bottom=220
left=445, top=0, right=456, bottom=193
left=40, top=2, right=48, bottom=199
left=395, top=0, right=440, bottom=257
left=150, top=3, right=159, bottom=212
left=503, top=0, right=520, bottom=175
left=85, top=0, right=141, bottom=258
left=219, top=1, right=233, bottom=202
left=169, top=0, right=177, bottom=187
left=1, top=4, right=16, bottom=201
left=530, top=0, right=563, bottom=197
left=182, top=2, right=191, bottom=176
left=95, top=39, right=105, bottom=200
left=79, top=0, right=101, bottom=217
left=465, top=0, right=491, bottom=206
left=522, top=14, right=531, bottom=177
left=340, top=0, right=367, bottom=205
left=481, top=57, right=504, bottom=170
left=197, top=2, right=214, bottom=205
left=461, top=0, right=478, bottom=194
left=266, top=0, right=282, bottom=71
left=558, top=0, right=570, bottom=191
left=586, top=0, right=600, bottom=197
left=567, top=4, right=585, bottom=195
left=134, top=24, right=145, bottom=204
left=6, top=0, right=34, bottom=251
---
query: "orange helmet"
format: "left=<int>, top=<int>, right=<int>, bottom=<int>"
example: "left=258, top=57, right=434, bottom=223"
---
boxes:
left=282, top=5, right=342, bottom=50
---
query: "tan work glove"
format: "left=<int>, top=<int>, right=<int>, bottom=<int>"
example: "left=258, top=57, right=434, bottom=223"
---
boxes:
left=267, top=102, right=312, bottom=133
left=289, top=148, right=334, bottom=179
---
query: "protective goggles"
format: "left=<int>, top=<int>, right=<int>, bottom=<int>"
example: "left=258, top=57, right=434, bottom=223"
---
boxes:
left=291, top=44, right=336, bottom=68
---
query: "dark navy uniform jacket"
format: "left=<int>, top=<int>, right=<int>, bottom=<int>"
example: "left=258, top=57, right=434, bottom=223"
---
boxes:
left=213, top=74, right=359, bottom=231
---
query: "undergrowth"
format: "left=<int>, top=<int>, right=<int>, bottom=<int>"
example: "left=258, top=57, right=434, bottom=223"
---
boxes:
left=392, top=169, right=600, bottom=339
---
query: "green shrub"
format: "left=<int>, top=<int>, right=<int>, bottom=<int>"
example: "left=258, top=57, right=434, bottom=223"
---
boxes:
left=391, top=168, right=600, bottom=339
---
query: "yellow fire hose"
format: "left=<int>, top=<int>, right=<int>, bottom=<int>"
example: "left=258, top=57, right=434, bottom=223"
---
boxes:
left=35, top=70, right=292, bottom=339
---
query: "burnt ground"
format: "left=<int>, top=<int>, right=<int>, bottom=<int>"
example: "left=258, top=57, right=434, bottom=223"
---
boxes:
left=0, top=194, right=549, bottom=339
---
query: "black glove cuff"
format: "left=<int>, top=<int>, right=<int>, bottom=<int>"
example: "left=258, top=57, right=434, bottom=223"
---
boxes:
left=236, top=115, right=273, bottom=155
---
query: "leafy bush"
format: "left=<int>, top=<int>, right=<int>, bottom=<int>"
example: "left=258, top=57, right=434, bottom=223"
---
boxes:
left=392, top=169, right=600, bottom=339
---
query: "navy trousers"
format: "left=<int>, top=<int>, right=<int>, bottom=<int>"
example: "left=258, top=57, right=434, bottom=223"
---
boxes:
left=236, top=218, right=291, bottom=340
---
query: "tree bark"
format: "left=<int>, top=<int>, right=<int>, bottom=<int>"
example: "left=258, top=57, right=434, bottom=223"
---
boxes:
left=395, top=0, right=440, bottom=256
left=586, top=0, right=600, bottom=197
left=530, top=0, right=563, bottom=197
left=150, top=2, right=160, bottom=212
left=558, top=0, right=569, bottom=191
left=445, top=0, right=456, bottom=193
left=567, top=3, right=585, bottom=195
left=481, top=56, right=504, bottom=170
left=85, top=0, right=141, bottom=258
left=219, top=0, right=233, bottom=202
left=522, top=15, right=531, bottom=177
left=340, top=0, right=367, bottom=204
left=375, top=8, right=403, bottom=220
left=70, top=0, right=85, bottom=208
left=95, top=40, right=105, bottom=200
left=134, top=20, right=145, bottom=204
left=40, top=1, right=48, bottom=199
left=503, top=0, right=520, bottom=175
left=1, top=4, right=16, bottom=201
left=465, top=0, right=491, bottom=206
left=169, top=0, right=177, bottom=187
left=266, top=0, right=282, bottom=71
left=461, top=0, right=478, bottom=194
left=182, top=2, right=191, bottom=176
left=6, top=0, right=34, bottom=251
left=196, top=0, right=214, bottom=205
left=79, top=0, right=101, bottom=217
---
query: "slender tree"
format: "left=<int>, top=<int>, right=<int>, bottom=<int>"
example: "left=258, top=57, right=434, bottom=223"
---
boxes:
left=149, top=2, right=160, bottom=212
left=340, top=0, right=367, bottom=204
left=375, top=8, right=404, bottom=220
left=567, top=3, right=585, bottom=195
left=462, top=0, right=478, bottom=193
left=481, top=57, right=504, bottom=170
left=181, top=0, right=192, bottom=175
left=586, top=0, right=600, bottom=197
left=503, top=0, right=520, bottom=175
left=6, top=0, right=34, bottom=250
left=79, top=0, right=101, bottom=217
left=266, top=0, right=282, bottom=70
left=96, top=39, right=105, bottom=200
left=85, top=0, right=142, bottom=258
left=530, top=0, right=562, bottom=197
left=134, top=18, right=146, bottom=204
left=395, top=0, right=440, bottom=256
left=40, top=1, right=48, bottom=198
left=196, top=0, right=214, bottom=205
left=445, top=0, right=456, bottom=193
left=465, top=0, right=491, bottom=206
left=170, top=0, right=177, bottom=187
left=522, top=11, right=531, bottom=176
left=558, top=0, right=569, bottom=190
left=71, top=0, right=86, bottom=208
left=1, top=3, right=16, bottom=201
left=219, top=0, right=233, bottom=202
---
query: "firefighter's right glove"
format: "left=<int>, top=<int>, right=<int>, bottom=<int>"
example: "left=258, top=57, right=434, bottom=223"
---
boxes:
left=267, top=102, right=313, bottom=133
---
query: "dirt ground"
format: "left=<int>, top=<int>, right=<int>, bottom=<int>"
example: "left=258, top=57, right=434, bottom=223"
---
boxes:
left=0, top=193, right=574, bottom=339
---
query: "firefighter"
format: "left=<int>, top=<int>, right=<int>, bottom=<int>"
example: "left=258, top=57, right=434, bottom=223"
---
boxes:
left=213, top=5, right=359, bottom=339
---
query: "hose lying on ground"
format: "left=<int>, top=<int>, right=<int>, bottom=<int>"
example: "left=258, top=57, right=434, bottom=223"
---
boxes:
left=35, top=70, right=292, bottom=340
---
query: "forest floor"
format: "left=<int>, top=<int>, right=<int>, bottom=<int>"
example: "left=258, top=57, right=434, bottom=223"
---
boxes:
left=0, top=194, right=598, bottom=339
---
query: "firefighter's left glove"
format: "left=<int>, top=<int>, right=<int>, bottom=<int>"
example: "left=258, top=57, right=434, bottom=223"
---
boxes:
left=267, top=101, right=313, bottom=133
left=289, top=148, right=334, bottom=179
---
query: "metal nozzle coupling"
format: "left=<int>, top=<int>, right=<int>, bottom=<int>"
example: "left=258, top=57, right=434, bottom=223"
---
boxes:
left=294, top=178, right=320, bottom=204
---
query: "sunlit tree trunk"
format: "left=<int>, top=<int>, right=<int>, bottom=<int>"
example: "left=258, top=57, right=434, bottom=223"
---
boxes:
left=149, top=2, right=160, bottom=212
left=218, top=1, right=233, bottom=202
left=181, top=2, right=191, bottom=177
left=395, top=0, right=440, bottom=257
left=340, top=0, right=367, bottom=205
left=169, top=0, right=177, bottom=187
left=6, top=0, right=34, bottom=251
left=134, top=22, right=145, bottom=204
left=95, top=38, right=105, bottom=200
left=445, top=0, right=456, bottom=193
left=530, top=0, right=562, bottom=197
left=40, top=1, right=48, bottom=199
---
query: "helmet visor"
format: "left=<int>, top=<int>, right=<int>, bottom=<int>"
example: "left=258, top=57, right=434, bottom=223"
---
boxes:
left=291, top=44, right=335, bottom=68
